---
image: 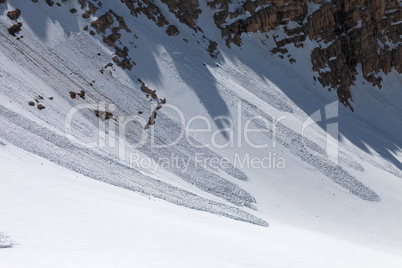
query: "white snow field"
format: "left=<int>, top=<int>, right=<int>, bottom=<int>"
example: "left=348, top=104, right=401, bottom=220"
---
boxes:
left=1, top=0, right=402, bottom=267
left=1, top=144, right=402, bottom=267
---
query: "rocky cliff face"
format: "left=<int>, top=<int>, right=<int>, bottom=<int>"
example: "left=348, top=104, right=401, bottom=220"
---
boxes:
left=307, top=0, right=402, bottom=110
left=5, top=0, right=401, bottom=110
left=161, top=0, right=202, bottom=31
left=207, top=0, right=401, bottom=110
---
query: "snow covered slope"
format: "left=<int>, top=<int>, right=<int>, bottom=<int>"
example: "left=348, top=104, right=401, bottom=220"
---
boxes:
left=1, top=144, right=402, bottom=267
left=0, top=0, right=402, bottom=266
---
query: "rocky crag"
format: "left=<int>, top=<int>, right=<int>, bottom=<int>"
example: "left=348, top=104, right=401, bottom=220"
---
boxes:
left=207, top=0, right=401, bottom=110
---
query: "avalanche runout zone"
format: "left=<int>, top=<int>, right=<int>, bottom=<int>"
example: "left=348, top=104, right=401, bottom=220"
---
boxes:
left=0, top=105, right=268, bottom=227
left=0, top=23, right=266, bottom=226
left=237, top=98, right=381, bottom=202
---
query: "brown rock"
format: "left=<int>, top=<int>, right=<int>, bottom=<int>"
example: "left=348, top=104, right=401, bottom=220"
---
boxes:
left=166, top=25, right=180, bottom=36
left=211, top=0, right=308, bottom=47
left=8, top=22, right=22, bottom=36
left=103, top=33, right=121, bottom=47
left=109, top=10, right=130, bottom=32
left=78, top=0, right=87, bottom=9
left=115, top=46, right=129, bottom=58
left=141, top=83, right=158, bottom=99
left=161, top=0, right=202, bottom=31
left=77, top=90, right=85, bottom=99
left=37, top=104, right=46, bottom=110
left=45, top=0, right=54, bottom=7
left=7, top=9, right=21, bottom=20
left=121, top=0, right=169, bottom=27
left=82, top=2, right=98, bottom=19
left=90, top=13, right=114, bottom=34
left=112, top=56, right=133, bottom=71
left=69, top=91, right=76, bottom=99
left=94, top=110, right=115, bottom=121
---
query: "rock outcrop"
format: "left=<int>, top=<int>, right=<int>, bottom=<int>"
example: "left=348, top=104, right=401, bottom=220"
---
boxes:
left=161, top=0, right=202, bottom=31
left=208, top=0, right=308, bottom=47
left=207, top=0, right=402, bottom=110
left=8, top=22, right=22, bottom=36
left=121, top=0, right=170, bottom=27
left=90, top=13, right=114, bottom=34
left=7, top=9, right=21, bottom=20
left=307, top=0, right=402, bottom=110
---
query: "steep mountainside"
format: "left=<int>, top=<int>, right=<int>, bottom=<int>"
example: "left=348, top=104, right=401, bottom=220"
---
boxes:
left=5, top=0, right=400, bottom=109
left=0, top=0, right=402, bottom=265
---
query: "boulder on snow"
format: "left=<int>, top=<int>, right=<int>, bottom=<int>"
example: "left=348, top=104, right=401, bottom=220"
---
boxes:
left=8, top=22, right=22, bottom=36
left=7, top=9, right=21, bottom=20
